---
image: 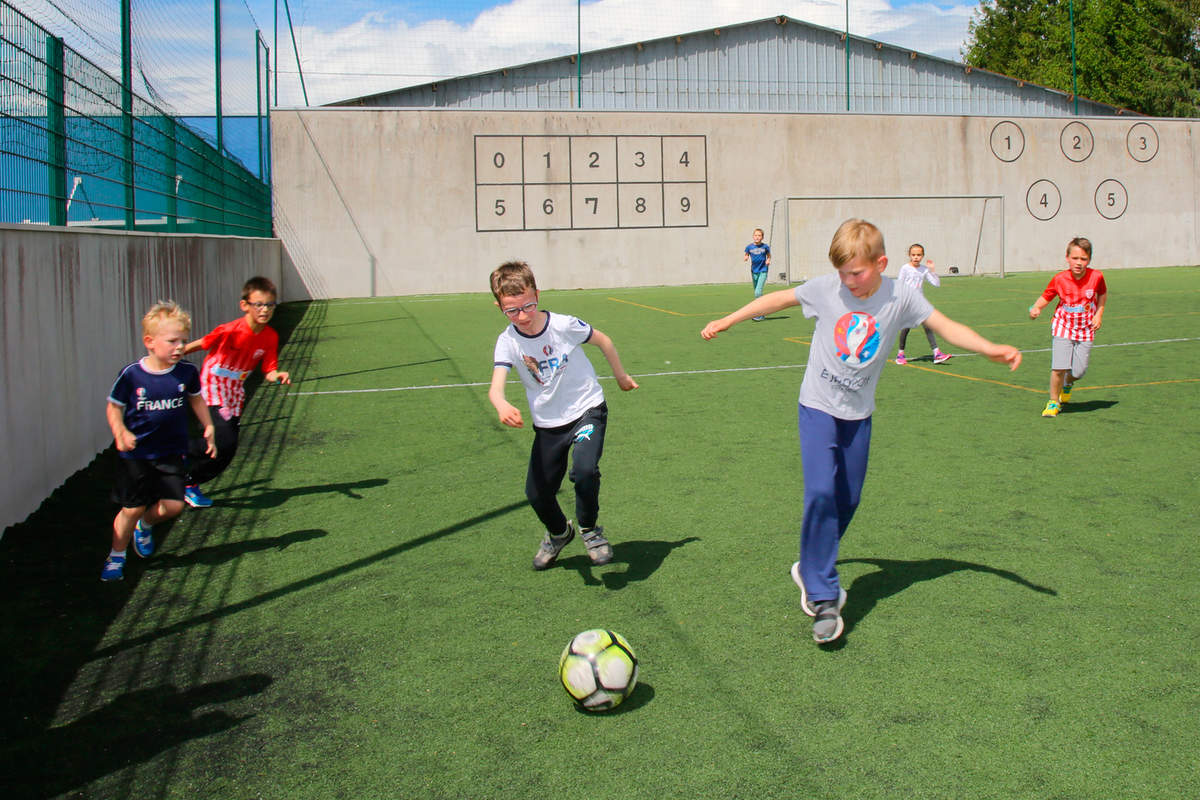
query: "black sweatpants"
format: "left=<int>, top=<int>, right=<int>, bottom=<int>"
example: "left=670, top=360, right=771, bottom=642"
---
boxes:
left=188, top=405, right=240, bottom=485
left=526, top=403, right=608, bottom=534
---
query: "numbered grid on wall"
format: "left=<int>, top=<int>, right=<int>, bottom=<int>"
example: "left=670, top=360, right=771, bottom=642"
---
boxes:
left=475, top=135, right=708, bottom=231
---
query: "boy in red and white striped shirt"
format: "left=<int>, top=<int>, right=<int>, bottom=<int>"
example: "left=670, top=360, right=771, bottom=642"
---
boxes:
left=181, top=276, right=290, bottom=506
left=1029, top=238, right=1106, bottom=418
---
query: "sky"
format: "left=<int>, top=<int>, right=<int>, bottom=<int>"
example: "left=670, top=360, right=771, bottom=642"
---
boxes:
left=20, top=0, right=984, bottom=113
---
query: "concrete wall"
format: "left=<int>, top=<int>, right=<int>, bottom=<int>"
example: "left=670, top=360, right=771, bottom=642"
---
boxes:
left=272, top=108, right=1197, bottom=297
left=0, top=225, right=285, bottom=531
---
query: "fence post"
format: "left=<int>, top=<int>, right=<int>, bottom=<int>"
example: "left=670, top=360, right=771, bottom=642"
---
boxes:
left=45, top=36, right=67, bottom=227
left=120, top=0, right=135, bottom=229
left=166, top=117, right=178, bottom=232
left=214, top=0, right=226, bottom=231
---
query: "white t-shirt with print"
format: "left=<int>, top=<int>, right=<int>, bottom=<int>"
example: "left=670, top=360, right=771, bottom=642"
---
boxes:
left=794, top=273, right=933, bottom=420
left=493, top=312, right=604, bottom=427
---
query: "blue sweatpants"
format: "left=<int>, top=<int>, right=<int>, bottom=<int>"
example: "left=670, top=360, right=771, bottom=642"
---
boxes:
left=797, top=403, right=872, bottom=603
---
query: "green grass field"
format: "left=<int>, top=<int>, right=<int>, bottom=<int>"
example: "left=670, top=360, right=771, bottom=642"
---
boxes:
left=3, top=267, right=1199, bottom=799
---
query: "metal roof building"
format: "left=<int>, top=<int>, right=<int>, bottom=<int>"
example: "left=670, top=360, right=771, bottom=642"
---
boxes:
left=333, top=15, right=1130, bottom=116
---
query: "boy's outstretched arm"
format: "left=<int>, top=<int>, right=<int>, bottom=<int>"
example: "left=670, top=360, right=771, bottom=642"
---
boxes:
left=587, top=329, right=639, bottom=391
left=266, top=368, right=291, bottom=385
left=701, top=288, right=799, bottom=339
left=183, top=339, right=205, bottom=355
left=923, top=309, right=1022, bottom=370
left=188, top=394, right=218, bottom=457
left=488, top=366, right=524, bottom=428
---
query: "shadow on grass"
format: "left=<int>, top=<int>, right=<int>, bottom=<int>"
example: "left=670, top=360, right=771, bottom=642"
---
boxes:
left=145, top=529, right=329, bottom=569
left=201, top=477, right=389, bottom=509
left=571, top=681, right=655, bottom=716
left=558, top=537, right=701, bottom=589
left=0, top=305, right=312, bottom=762
left=833, top=557, right=1057, bottom=643
left=299, top=356, right=451, bottom=382
left=1, top=674, right=272, bottom=800
left=1060, top=399, right=1118, bottom=414
left=89, top=500, right=530, bottom=661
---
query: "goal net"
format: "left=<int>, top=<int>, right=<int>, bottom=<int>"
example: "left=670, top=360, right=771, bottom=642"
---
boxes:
left=768, top=195, right=1005, bottom=283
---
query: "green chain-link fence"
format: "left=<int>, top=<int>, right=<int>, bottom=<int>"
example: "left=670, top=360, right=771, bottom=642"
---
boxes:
left=1, top=0, right=270, bottom=235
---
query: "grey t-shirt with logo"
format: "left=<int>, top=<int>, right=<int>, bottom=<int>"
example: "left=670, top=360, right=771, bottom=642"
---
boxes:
left=794, top=273, right=933, bottom=420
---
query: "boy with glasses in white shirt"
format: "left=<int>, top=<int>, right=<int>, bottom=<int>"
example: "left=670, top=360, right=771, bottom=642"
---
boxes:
left=488, top=261, right=638, bottom=570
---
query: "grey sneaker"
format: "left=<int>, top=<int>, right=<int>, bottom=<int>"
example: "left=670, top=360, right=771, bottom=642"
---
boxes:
left=790, top=561, right=847, bottom=618
left=533, top=521, right=575, bottom=570
left=812, top=599, right=845, bottom=643
left=580, top=525, right=613, bottom=566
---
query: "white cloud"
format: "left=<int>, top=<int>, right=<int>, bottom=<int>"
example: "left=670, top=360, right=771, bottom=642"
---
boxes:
left=275, top=0, right=978, bottom=107
left=15, top=0, right=980, bottom=112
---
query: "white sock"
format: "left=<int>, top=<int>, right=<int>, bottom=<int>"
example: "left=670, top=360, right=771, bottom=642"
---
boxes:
left=110, top=549, right=126, bottom=558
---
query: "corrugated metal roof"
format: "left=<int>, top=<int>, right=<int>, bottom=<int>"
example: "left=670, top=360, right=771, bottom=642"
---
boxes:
left=331, top=15, right=1131, bottom=117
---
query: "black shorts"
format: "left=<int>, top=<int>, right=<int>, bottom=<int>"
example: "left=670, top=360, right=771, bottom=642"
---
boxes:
left=111, top=455, right=188, bottom=509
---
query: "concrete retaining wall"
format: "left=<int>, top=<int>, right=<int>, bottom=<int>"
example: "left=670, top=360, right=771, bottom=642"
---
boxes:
left=0, top=225, right=285, bottom=531
left=272, top=108, right=1198, bottom=297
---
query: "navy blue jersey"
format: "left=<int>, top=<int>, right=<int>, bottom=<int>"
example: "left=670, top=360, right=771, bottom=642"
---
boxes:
left=108, top=359, right=202, bottom=459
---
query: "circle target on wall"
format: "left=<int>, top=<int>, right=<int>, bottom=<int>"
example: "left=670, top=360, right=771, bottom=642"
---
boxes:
left=989, top=121, right=1025, bottom=162
left=1026, top=179, right=1062, bottom=221
left=1060, top=121, right=1094, bottom=162
left=1095, top=179, right=1128, bottom=220
left=1126, top=123, right=1159, bottom=162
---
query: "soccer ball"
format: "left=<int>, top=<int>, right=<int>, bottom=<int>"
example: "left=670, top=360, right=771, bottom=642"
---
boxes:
left=558, top=629, right=638, bottom=711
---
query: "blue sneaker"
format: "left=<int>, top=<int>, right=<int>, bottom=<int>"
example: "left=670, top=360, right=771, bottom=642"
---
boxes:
left=132, top=520, right=155, bottom=558
left=101, top=555, right=126, bottom=582
left=183, top=485, right=213, bottom=508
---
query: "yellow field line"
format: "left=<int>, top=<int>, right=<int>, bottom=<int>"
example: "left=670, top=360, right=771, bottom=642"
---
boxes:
left=606, top=297, right=688, bottom=316
left=901, top=362, right=1045, bottom=393
left=1081, top=377, right=1200, bottom=390
left=901, top=362, right=1200, bottom=394
left=783, top=337, right=811, bottom=345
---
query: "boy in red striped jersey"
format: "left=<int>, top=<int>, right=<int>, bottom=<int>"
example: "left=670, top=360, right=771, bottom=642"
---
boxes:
left=181, top=276, right=290, bottom=506
left=1029, top=238, right=1106, bottom=418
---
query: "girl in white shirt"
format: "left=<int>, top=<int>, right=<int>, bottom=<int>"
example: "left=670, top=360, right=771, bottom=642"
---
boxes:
left=894, top=243, right=951, bottom=364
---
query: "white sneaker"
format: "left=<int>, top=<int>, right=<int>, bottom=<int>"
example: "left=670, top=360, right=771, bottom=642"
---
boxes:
left=791, top=561, right=847, bottom=617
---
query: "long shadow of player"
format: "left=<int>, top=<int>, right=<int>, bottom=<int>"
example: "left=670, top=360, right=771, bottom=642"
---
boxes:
left=3, top=673, right=271, bottom=800
left=836, top=557, right=1057, bottom=638
left=561, top=537, right=701, bottom=589
left=212, top=478, right=389, bottom=509
left=144, top=529, right=328, bottom=570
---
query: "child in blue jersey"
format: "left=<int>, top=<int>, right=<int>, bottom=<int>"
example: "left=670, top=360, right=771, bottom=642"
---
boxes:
left=744, top=227, right=771, bottom=319
left=102, top=302, right=216, bottom=581
left=487, top=261, right=638, bottom=570
left=703, top=219, right=1021, bottom=643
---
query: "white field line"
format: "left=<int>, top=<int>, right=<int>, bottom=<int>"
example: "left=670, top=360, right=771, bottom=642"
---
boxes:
left=287, top=336, right=1200, bottom=397
left=289, top=364, right=808, bottom=396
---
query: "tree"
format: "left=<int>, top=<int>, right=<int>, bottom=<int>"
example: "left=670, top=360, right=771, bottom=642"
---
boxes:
left=963, top=0, right=1200, bottom=117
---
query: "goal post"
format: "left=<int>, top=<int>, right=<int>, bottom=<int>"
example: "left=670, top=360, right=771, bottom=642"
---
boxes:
left=768, top=195, right=1005, bottom=283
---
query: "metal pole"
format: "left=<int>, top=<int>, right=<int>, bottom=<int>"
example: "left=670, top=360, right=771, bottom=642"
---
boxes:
left=577, top=0, right=582, bottom=108
left=121, top=0, right=134, bottom=228
left=844, top=1, right=850, bottom=111
left=46, top=36, right=67, bottom=226
left=273, top=0, right=279, bottom=105
left=256, top=32, right=264, bottom=181
left=214, top=0, right=223, bottom=155
left=1069, top=0, right=1078, bottom=114
left=283, top=0, right=309, bottom=106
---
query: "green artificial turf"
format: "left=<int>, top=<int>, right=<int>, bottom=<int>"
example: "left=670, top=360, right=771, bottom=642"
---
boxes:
left=3, top=267, right=1198, bottom=798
